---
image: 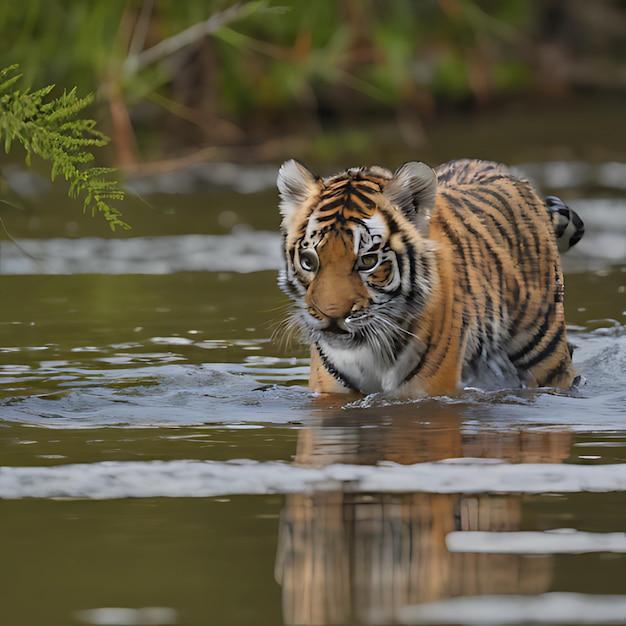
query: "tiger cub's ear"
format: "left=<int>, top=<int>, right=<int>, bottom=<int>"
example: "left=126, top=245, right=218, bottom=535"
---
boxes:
left=277, top=160, right=320, bottom=227
left=384, top=162, right=437, bottom=237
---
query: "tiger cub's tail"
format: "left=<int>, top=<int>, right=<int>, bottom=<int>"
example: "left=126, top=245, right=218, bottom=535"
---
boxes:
left=545, top=196, right=585, bottom=252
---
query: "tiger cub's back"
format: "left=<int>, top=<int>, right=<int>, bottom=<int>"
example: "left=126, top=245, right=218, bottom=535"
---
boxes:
left=431, top=159, right=578, bottom=389
left=436, top=159, right=585, bottom=252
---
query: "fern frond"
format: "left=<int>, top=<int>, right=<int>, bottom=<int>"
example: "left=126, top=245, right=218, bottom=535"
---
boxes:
left=0, top=65, right=22, bottom=92
left=0, top=65, right=128, bottom=230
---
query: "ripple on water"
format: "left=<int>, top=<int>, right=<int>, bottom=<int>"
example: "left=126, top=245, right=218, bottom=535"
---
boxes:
left=0, top=326, right=624, bottom=429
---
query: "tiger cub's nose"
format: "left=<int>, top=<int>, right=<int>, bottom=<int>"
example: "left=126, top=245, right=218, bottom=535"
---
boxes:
left=307, top=293, right=355, bottom=323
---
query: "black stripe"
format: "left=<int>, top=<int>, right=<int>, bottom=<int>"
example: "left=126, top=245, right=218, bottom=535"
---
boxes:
left=425, top=331, right=452, bottom=377
left=438, top=216, right=480, bottom=311
left=326, top=179, right=350, bottom=194
left=447, top=203, right=506, bottom=281
left=523, top=325, right=565, bottom=370
left=463, top=187, right=519, bottom=249
left=417, top=255, right=432, bottom=296
left=318, top=196, right=346, bottom=213
left=483, top=291, right=496, bottom=345
left=543, top=357, right=569, bottom=386
left=315, top=343, right=360, bottom=392
left=467, top=336, right=484, bottom=371
left=403, top=349, right=426, bottom=384
left=509, top=312, right=553, bottom=363
left=514, top=181, right=543, bottom=259
left=510, top=290, right=551, bottom=345
left=466, top=186, right=517, bottom=221
left=439, top=197, right=506, bottom=337
left=349, top=186, right=377, bottom=210
left=509, top=291, right=530, bottom=337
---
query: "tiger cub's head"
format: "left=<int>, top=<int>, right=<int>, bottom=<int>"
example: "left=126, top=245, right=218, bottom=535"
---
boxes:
left=277, top=160, right=439, bottom=354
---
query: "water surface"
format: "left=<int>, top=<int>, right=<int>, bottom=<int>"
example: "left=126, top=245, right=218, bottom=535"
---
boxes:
left=1, top=135, right=625, bottom=625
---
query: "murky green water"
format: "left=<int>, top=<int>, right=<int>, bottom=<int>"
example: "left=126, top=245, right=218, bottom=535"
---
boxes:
left=1, top=106, right=626, bottom=625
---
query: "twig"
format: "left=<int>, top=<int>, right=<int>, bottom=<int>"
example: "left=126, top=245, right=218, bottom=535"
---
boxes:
left=127, top=0, right=155, bottom=59
left=122, top=2, right=251, bottom=76
left=0, top=216, right=44, bottom=273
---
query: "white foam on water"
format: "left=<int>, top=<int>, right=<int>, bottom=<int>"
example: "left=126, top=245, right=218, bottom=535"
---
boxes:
left=0, top=232, right=283, bottom=275
left=384, top=592, right=626, bottom=625
left=74, top=607, right=178, bottom=626
left=446, top=528, right=626, bottom=554
left=2, top=459, right=626, bottom=500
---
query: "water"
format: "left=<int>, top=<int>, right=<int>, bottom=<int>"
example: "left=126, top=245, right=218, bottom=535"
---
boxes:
left=1, top=125, right=626, bottom=625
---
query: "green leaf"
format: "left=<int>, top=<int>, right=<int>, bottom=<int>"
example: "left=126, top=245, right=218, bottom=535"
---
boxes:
left=0, top=64, right=128, bottom=229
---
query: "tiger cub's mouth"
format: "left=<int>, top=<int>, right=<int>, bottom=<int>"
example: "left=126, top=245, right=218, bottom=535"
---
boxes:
left=323, top=318, right=351, bottom=335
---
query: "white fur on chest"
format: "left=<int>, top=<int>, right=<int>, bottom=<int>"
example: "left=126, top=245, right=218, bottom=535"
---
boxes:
left=318, top=339, right=424, bottom=395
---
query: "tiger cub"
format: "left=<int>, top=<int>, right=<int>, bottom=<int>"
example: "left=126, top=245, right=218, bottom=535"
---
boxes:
left=277, top=158, right=584, bottom=397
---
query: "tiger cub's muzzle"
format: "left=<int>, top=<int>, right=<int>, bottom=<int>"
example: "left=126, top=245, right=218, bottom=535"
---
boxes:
left=304, top=265, right=370, bottom=335
left=305, top=296, right=356, bottom=334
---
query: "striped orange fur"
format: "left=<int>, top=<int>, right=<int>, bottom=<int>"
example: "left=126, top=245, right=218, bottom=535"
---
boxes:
left=277, top=159, right=583, bottom=397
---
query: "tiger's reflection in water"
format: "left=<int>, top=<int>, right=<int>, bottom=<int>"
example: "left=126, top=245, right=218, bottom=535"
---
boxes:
left=274, top=404, right=572, bottom=625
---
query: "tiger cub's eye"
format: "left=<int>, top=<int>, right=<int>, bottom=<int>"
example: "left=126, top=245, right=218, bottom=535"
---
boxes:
left=299, top=249, right=319, bottom=272
left=357, top=253, right=379, bottom=271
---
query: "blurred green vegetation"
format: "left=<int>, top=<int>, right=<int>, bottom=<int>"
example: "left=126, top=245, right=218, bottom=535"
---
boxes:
left=0, top=0, right=625, bottom=168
